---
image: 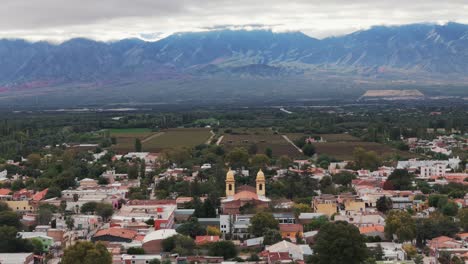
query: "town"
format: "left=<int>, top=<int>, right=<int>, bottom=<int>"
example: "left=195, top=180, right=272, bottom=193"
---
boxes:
left=0, top=105, right=466, bottom=264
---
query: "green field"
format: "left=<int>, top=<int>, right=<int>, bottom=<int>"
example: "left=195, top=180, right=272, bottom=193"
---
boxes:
left=143, top=128, right=212, bottom=152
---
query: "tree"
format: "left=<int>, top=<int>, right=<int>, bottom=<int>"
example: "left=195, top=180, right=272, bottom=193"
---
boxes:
left=332, top=171, right=356, bottom=186
left=384, top=210, right=416, bottom=242
left=31, top=238, right=44, bottom=254
left=415, top=213, right=459, bottom=246
left=0, top=202, right=10, bottom=212
left=458, top=208, right=468, bottom=231
left=162, top=235, right=195, bottom=256
left=293, top=203, right=311, bottom=217
left=62, top=241, right=112, bottom=264
left=302, top=143, right=315, bottom=157
left=263, top=228, right=282, bottom=245
left=386, top=169, right=414, bottom=190
left=135, top=138, right=142, bottom=152
left=312, top=221, right=368, bottom=264
left=37, top=205, right=54, bottom=225
left=127, top=247, right=145, bottom=255
left=66, top=216, right=75, bottom=230
left=206, top=226, right=221, bottom=236
left=80, top=202, right=98, bottom=214
left=27, top=153, right=41, bottom=169
left=250, top=154, right=270, bottom=169
left=265, top=147, right=273, bottom=158
left=0, top=211, right=21, bottom=228
left=351, top=147, right=381, bottom=171
left=402, top=244, right=417, bottom=259
left=376, top=196, right=393, bottom=213
left=249, top=212, right=279, bottom=237
left=176, top=217, right=206, bottom=238
left=225, top=148, right=249, bottom=168
left=149, top=259, right=161, bottom=264
left=304, top=215, right=329, bottom=231
left=278, top=155, right=292, bottom=169
left=208, top=241, right=237, bottom=260
left=0, top=226, right=33, bottom=253
left=95, top=203, right=114, bottom=221
left=441, top=201, right=458, bottom=216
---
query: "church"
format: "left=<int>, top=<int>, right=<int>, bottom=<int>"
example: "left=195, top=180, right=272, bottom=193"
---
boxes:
left=221, top=168, right=271, bottom=214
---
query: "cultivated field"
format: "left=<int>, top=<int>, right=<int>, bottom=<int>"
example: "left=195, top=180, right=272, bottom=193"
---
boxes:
left=286, top=133, right=360, bottom=142
left=221, top=128, right=302, bottom=158
left=110, top=128, right=153, bottom=153
left=312, top=141, right=416, bottom=160
left=143, top=128, right=212, bottom=152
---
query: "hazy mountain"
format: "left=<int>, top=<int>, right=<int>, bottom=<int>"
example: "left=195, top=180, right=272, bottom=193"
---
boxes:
left=1, top=23, right=468, bottom=98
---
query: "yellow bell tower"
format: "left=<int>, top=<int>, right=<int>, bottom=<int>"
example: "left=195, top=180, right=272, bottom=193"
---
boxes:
left=256, top=169, right=266, bottom=197
left=226, top=169, right=235, bottom=197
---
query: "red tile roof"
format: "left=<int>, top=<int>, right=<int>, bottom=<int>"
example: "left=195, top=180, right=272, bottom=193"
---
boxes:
left=32, top=188, right=48, bottom=201
left=279, top=224, right=304, bottom=233
left=359, top=225, right=385, bottom=234
left=0, top=188, right=12, bottom=196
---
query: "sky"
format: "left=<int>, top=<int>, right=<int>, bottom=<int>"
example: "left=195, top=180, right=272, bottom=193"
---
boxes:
left=1, top=0, right=468, bottom=42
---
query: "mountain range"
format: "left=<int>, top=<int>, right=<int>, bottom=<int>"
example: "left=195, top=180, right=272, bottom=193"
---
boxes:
left=1, top=22, right=468, bottom=107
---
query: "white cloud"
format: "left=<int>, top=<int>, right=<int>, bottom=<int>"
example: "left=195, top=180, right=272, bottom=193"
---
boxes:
left=0, top=0, right=467, bottom=42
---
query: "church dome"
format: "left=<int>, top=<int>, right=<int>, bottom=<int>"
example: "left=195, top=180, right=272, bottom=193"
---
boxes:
left=226, top=169, right=235, bottom=181
left=256, top=169, right=265, bottom=181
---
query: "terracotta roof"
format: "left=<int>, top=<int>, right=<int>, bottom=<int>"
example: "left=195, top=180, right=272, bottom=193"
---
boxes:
left=94, top=228, right=138, bottom=240
left=265, top=252, right=292, bottom=262
left=0, top=188, right=11, bottom=196
left=236, top=185, right=256, bottom=193
left=233, top=190, right=258, bottom=201
left=195, top=236, right=220, bottom=245
left=279, top=224, right=303, bottom=233
left=359, top=225, right=385, bottom=234
left=32, top=188, right=48, bottom=201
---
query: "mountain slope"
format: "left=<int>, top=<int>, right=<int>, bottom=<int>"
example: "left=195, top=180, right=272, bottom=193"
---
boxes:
left=1, top=23, right=468, bottom=89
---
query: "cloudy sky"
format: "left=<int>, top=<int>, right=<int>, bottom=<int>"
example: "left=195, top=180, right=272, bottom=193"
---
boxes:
left=1, top=0, right=468, bottom=42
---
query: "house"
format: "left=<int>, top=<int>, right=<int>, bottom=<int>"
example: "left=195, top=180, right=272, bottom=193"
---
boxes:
left=263, top=252, right=292, bottom=263
left=0, top=188, right=12, bottom=200
left=142, top=229, right=178, bottom=254
left=92, top=228, right=138, bottom=243
left=366, top=242, right=406, bottom=261
left=264, top=240, right=313, bottom=261
left=0, top=253, right=34, bottom=264
left=112, top=203, right=176, bottom=230
left=195, top=235, right=220, bottom=246
left=18, top=232, right=54, bottom=252
left=311, top=194, right=337, bottom=217
left=5, top=200, right=34, bottom=213
left=359, top=225, right=385, bottom=240
left=79, top=178, right=98, bottom=188
left=427, top=236, right=464, bottom=256
left=298, top=213, right=326, bottom=224
left=279, top=224, right=303, bottom=242
left=303, top=230, right=318, bottom=244
left=121, top=254, right=161, bottom=264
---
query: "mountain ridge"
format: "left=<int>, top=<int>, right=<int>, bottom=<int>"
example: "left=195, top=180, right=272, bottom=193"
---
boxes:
left=1, top=23, right=468, bottom=92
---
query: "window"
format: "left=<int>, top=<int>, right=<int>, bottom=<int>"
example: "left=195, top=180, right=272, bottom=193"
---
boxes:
left=259, top=184, right=263, bottom=191
left=228, top=184, right=232, bottom=191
